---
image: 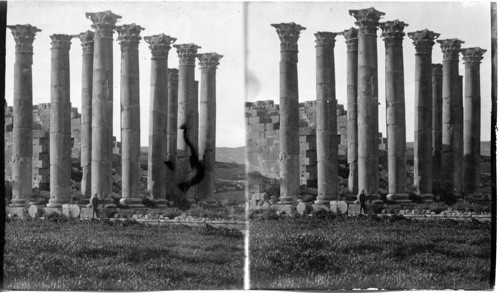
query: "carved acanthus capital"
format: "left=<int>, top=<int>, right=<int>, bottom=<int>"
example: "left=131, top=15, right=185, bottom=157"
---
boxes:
left=197, top=53, right=223, bottom=70
left=173, top=43, right=201, bottom=65
left=432, top=63, right=443, bottom=76
left=168, top=68, right=179, bottom=81
left=460, top=47, right=487, bottom=66
left=85, top=11, right=122, bottom=38
left=380, top=20, right=407, bottom=46
left=349, top=8, right=385, bottom=35
left=78, top=30, right=94, bottom=54
left=342, top=27, right=358, bottom=51
left=116, top=24, right=144, bottom=49
left=144, top=34, right=176, bottom=58
left=271, top=22, right=306, bottom=51
left=408, top=29, right=440, bottom=54
left=314, top=32, right=337, bottom=47
left=50, top=34, right=73, bottom=50
left=437, top=38, right=464, bottom=60
left=7, top=24, right=41, bottom=53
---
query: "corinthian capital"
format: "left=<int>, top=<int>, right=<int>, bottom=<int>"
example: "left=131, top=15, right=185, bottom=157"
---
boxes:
left=342, top=27, right=358, bottom=51
left=432, top=63, right=443, bottom=76
left=78, top=30, right=94, bottom=54
left=116, top=24, right=144, bottom=49
left=349, top=7, right=385, bottom=35
left=168, top=68, right=179, bottom=81
left=7, top=24, right=41, bottom=53
left=437, top=38, right=464, bottom=60
left=380, top=20, right=408, bottom=46
left=197, top=53, right=223, bottom=70
left=144, top=34, right=176, bottom=58
left=408, top=29, right=440, bottom=54
left=460, top=47, right=487, bottom=65
left=271, top=22, right=306, bottom=51
left=86, top=10, right=122, bottom=38
left=173, top=43, right=201, bottom=65
left=314, top=32, right=337, bottom=47
left=50, top=34, right=73, bottom=50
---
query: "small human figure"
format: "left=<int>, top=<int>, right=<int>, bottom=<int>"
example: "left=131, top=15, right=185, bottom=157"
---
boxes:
left=358, top=190, right=367, bottom=215
left=91, top=193, right=99, bottom=219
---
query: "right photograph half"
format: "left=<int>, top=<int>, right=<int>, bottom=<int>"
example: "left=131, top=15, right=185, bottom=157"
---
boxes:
left=245, top=2, right=494, bottom=290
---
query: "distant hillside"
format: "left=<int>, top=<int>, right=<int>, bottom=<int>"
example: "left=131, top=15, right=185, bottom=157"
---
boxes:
left=405, top=141, right=491, bottom=157
left=140, top=146, right=245, bottom=164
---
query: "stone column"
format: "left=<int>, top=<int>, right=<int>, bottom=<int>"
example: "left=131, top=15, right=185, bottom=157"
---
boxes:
left=408, top=29, right=440, bottom=202
left=271, top=22, right=305, bottom=204
left=78, top=31, right=94, bottom=199
left=166, top=68, right=179, bottom=201
left=380, top=20, right=409, bottom=203
left=432, top=63, right=443, bottom=192
left=197, top=53, right=223, bottom=201
left=314, top=32, right=338, bottom=205
left=461, top=47, right=487, bottom=195
left=437, top=38, right=464, bottom=198
left=117, top=24, right=144, bottom=207
left=174, top=43, right=200, bottom=204
left=458, top=75, right=464, bottom=194
left=145, top=34, right=176, bottom=206
left=86, top=11, right=121, bottom=203
left=7, top=24, right=41, bottom=207
left=349, top=8, right=384, bottom=200
left=47, top=34, right=73, bottom=208
left=342, top=27, right=359, bottom=196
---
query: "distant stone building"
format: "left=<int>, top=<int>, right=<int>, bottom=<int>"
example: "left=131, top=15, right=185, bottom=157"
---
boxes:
left=245, top=99, right=386, bottom=188
left=4, top=103, right=121, bottom=190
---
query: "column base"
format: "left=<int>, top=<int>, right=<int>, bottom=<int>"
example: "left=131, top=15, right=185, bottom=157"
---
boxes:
left=278, top=195, right=295, bottom=205
left=154, top=199, right=169, bottom=208
left=387, top=193, right=411, bottom=203
left=9, top=198, right=28, bottom=207
left=314, top=198, right=334, bottom=205
left=46, top=199, right=70, bottom=208
left=119, top=198, right=145, bottom=208
left=418, top=193, right=434, bottom=202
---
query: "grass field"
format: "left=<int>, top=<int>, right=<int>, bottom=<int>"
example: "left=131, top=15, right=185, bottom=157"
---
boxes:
left=250, top=215, right=492, bottom=290
left=4, top=218, right=244, bottom=290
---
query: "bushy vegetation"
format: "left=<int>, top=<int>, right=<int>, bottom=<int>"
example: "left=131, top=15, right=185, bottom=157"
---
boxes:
left=4, top=218, right=244, bottom=290
left=250, top=216, right=492, bottom=290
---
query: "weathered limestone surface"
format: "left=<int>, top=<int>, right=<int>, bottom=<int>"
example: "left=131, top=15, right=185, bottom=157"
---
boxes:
left=78, top=31, right=94, bottom=198
left=271, top=22, right=305, bottom=204
left=350, top=8, right=384, bottom=200
left=438, top=38, right=464, bottom=197
left=8, top=24, right=41, bottom=206
left=117, top=24, right=144, bottom=207
left=166, top=68, right=179, bottom=201
left=197, top=53, right=223, bottom=200
left=48, top=34, right=73, bottom=208
left=461, top=47, right=487, bottom=195
left=458, top=75, right=464, bottom=193
left=380, top=20, right=409, bottom=202
left=432, top=63, right=443, bottom=191
left=314, top=32, right=338, bottom=204
left=145, top=34, right=176, bottom=206
left=86, top=11, right=121, bottom=202
left=409, top=29, right=440, bottom=201
left=342, top=27, right=359, bottom=195
left=174, top=43, right=200, bottom=204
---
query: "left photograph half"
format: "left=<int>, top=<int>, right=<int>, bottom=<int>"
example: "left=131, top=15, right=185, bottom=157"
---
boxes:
left=3, top=1, right=245, bottom=290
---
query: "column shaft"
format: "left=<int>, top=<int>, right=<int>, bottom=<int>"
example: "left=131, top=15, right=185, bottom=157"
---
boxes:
left=432, top=64, right=443, bottom=192
left=8, top=24, right=41, bottom=206
left=48, top=35, right=73, bottom=208
left=166, top=69, right=179, bottom=201
left=314, top=32, right=338, bottom=204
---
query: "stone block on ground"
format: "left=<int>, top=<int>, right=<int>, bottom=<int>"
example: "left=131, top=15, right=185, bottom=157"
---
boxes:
left=44, top=207, right=62, bottom=216
left=274, top=204, right=294, bottom=214
left=296, top=202, right=312, bottom=215
left=6, top=207, right=26, bottom=218
left=80, top=207, right=94, bottom=219
left=348, top=203, right=361, bottom=215
left=330, top=201, right=348, bottom=214
left=28, top=205, right=44, bottom=218
left=311, top=204, right=330, bottom=213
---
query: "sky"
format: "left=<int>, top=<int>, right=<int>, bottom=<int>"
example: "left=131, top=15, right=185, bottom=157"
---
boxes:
left=5, top=1, right=245, bottom=147
left=245, top=2, right=493, bottom=142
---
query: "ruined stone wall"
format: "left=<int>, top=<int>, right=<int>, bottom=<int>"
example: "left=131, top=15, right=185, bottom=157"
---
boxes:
left=4, top=102, right=121, bottom=189
left=246, top=99, right=385, bottom=188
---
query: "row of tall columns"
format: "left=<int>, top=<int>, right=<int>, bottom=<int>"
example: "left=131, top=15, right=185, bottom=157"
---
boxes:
left=314, top=32, right=339, bottom=204
left=79, top=31, right=94, bottom=198
left=271, top=23, right=305, bottom=204
left=48, top=35, right=73, bottom=207
left=380, top=20, right=409, bottom=202
left=350, top=8, right=384, bottom=201
left=7, top=25, right=41, bottom=207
